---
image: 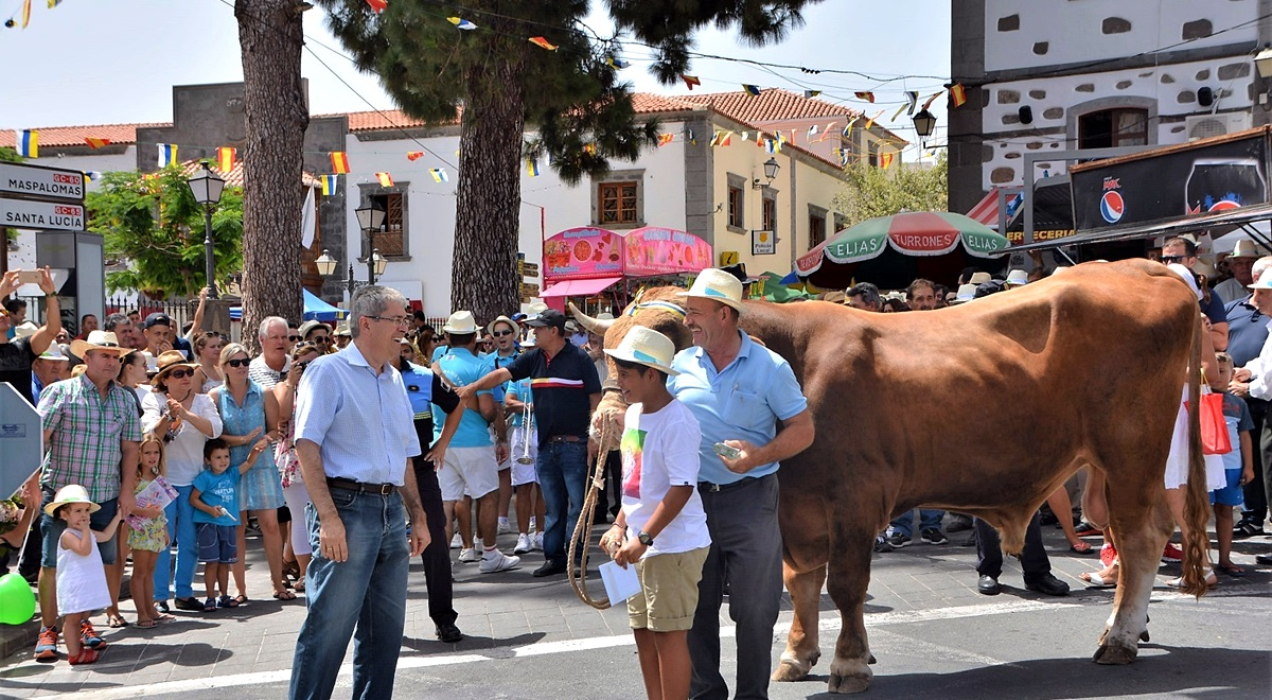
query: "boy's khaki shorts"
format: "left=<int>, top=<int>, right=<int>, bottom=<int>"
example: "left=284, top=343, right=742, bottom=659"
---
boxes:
left=627, top=546, right=710, bottom=632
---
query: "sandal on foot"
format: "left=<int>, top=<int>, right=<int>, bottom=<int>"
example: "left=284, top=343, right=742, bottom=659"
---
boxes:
left=1069, top=541, right=1093, bottom=554
left=155, top=613, right=176, bottom=622
left=234, top=594, right=249, bottom=606
left=1166, top=569, right=1218, bottom=588
left=218, top=595, right=239, bottom=609
left=203, top=597, right=217, bottom=612
left=107, top=613, right=129, bottom=628
left=68, top=648, right=101, bottom=665
left=1080, top=571, right=1117, bottom=588
left=135, top=620, right=158, bottom=629
left=272, top=589, right=297, bottom=601
left=1215, top=563, right=1245, bottom=577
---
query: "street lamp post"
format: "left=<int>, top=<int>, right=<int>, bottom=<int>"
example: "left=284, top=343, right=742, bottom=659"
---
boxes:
left=355, top=201, right=387, bottom=285
left=315, top=246, right=389, bottom=296
left=188, top=161, right=226, bottom=298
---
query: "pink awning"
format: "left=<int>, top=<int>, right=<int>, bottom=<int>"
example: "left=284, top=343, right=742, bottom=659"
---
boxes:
left=539, top=276, right=622, bottom=298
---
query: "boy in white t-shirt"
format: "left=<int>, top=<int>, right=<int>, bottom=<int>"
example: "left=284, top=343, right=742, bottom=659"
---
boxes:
left=599, top=327, right=710, bottom=700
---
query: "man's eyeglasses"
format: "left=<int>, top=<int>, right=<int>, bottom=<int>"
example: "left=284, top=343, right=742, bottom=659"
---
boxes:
left=225, top=358, right=251, bottom=368
left=369, top=315, right=412, bottom=327
left=312, top=336, right=330, bottom=344
left=1161, top=255, right=1186, bottom=264
left=492, top=330, right=515, bottom=337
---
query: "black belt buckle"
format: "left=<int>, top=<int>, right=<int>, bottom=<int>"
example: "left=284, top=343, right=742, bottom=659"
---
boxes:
left=699, top=482, right=722, bottom=493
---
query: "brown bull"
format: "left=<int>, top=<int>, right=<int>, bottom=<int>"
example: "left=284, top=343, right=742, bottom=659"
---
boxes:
left=574, top=258, right=1209, bottom=694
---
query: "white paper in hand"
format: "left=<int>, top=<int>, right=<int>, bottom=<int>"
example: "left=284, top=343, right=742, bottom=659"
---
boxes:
left=598, top=560, right=642, bottom=604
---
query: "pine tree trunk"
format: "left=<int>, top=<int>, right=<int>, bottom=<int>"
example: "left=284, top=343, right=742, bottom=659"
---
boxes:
left=235, top=0, right=309, bottom=353
left=451, top=60, right=527, bottom=321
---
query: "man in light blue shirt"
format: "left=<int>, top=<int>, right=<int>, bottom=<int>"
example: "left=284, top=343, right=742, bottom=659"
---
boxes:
left=289, top=285, right=431, bottom=700
left=666, top=268, right=814, bottom=700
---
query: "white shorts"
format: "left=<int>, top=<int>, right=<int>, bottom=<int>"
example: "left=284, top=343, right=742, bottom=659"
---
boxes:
left=439, top=445, right=500, bottom=502
left=491, top=426, right=512, bottom=472
left=510, top=424, right=539, bottom=487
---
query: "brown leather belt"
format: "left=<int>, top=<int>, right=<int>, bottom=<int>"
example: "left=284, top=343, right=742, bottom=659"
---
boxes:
left=326, top=477, right=397, bottom=495
left=547, top=435, right=583, bottom=443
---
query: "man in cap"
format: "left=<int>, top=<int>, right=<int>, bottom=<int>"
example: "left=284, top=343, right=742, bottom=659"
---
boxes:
left=1, top=268, right=62, bottom=406
left=667, top=268, right=815, bottom=700
left=458, top=308, right=602, bottom=577
left=142, top=313, right=177, bottom=359
left=1229, top=258, right=1272, bottom=544
left=32, top=330, right=140, bottom=661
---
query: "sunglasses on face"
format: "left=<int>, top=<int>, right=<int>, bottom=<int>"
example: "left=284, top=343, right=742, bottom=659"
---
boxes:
left=166, top=369, right=194, bottom=379
left=1161, top=255, right=1185, bottom=264
left=312, top=336, right=330, bottom=343
left=225, top=358, right=251, bottom=368
left=288, top=335, right=303, bottom=342
left=492, top=330, right=515, bottom=337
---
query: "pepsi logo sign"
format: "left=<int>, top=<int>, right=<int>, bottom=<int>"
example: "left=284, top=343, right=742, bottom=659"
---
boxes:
left=1100, top=191, right=1125, bottom=223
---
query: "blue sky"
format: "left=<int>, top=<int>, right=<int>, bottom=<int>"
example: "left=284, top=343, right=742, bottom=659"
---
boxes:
left=0, top=0, right=951, bottom=158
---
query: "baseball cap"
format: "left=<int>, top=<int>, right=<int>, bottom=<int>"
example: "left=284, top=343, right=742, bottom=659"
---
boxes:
left=527, top=309, right=567, bottom=331
left=143, top=312, right=172, bottom=330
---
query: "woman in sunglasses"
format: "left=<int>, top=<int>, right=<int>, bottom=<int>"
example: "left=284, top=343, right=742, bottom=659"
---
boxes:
left=142, top=350, right=224, bottom=613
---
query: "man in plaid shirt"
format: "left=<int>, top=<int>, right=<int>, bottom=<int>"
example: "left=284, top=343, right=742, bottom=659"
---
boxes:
left=30, top=330, right=141, bottom=661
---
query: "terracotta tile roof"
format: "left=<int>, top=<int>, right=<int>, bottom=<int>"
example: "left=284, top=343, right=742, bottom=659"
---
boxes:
left=328, top=95, right=704, bottom=133
left=677, top=88, right=860, bottom=124
left=0, top=122, right=170, bottom=149
left=174, top=158, right=319, bottom=188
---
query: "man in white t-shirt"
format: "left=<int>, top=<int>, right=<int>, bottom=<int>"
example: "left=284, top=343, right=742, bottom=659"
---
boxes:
left=599, top=326, right=710, bottom=700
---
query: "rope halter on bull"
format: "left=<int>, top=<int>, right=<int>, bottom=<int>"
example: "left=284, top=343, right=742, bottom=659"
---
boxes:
left=567, top=412, right=614, bottom=609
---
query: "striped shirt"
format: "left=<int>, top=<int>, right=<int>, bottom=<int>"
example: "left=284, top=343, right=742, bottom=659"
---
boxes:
left=507, top=343, right=601, bottom=441
left=37, top=375, right=144, bottom=502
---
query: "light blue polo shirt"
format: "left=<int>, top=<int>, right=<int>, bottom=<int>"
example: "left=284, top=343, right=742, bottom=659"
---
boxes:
left=432, top=347, right=493, bottom=448
left=667, top=330, right=808, bottom=485
left=506, top=378, right=533, bottom=427
left=482, top=349, right=520, bottom=404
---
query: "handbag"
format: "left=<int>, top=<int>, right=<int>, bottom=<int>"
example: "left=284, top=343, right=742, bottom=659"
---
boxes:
left=1188, top=386, right=1233, bottom=456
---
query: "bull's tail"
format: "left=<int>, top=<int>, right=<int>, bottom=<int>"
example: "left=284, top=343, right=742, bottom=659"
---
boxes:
left=1180, top=314, right=1209, bottom=597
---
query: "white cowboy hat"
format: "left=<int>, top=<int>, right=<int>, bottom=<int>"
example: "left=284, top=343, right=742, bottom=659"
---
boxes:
left=1230, top=240, right=1264, bottom=260
left=442, top=310, right=479, bottom=334
left=967, top=271, right=992, bottom=285
left=44, top=484, right=100, bottom=517
left=487, top=315, right=516, bottom=336
left=949, top=283, right=978, bottom=305
left=1005, top=269, right=1029, bottom=286
left=12, top=321, right=38, bottom=338
left=677, top=268, right=745, bottom=312
left=37, top=346, right=69, bottom=362
left=69, top=330, right=129, bottom=359
left=604, top=326, right=679, bottom=376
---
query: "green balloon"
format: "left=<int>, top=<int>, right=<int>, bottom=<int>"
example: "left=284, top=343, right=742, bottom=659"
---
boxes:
left=0, top=573, right=36, bottom=625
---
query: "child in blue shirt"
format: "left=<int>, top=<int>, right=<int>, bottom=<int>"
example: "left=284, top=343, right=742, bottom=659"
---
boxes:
left=1212, top=353, right=1255, bottom=577
left=192, top=436, right=269, bottom=611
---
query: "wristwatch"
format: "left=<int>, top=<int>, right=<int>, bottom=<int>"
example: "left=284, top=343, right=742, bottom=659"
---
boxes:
left=637, top=531, right=654, bottom=547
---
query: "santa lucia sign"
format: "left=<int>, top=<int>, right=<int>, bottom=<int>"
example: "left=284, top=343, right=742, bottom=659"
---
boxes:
left=0, top=161, right=86, bottom=233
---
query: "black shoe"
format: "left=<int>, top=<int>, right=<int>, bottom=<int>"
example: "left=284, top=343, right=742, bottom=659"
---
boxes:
left=886, top=532, right=911, bottom=548
left=1025, top=574, right=1070, bottom=597
left=920, top=528, right=948, bottom=545
left=977, top=575, right=1001, bottom=596
left=1255, top=554, right=1272, bottom=566
left=173, top=596, right=204, bottom=611
left=1233, top=520, right=1265, bottom=539
left=1074, top=522, right=1102, bottom=536
left=533, top=560, right=567, bottom=577
left=156, top=600, right=170, bottom=613
left=435, top=623, right=463, bottom=643
left=874, top=535, right=894, bottom=553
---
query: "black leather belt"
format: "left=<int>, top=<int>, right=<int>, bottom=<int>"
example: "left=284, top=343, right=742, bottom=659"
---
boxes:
left=547, top=435, right=583, bottom=443
left=698, top=477, right=758, bottom=493
left=327, top=477, right=397, bottom=495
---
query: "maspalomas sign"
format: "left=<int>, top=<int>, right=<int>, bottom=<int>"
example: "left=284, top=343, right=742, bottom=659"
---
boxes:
left=0, top=162, right=85, bottom=200
left=1071, top=128, right=1271, bottom=232
left=0, top=161, right=87, bottom=233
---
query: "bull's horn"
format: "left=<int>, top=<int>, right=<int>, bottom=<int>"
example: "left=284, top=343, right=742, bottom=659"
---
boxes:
left=568, top=302, right=615, bottom=336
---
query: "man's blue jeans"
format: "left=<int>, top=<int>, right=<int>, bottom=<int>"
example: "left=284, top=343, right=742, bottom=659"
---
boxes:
left=536, top=441, right=588, bottom=565
left=889, top=509, right=945, bottom=538
left=154, top=485, right=198, bottom=601
left=289, top=488, right=409, bottom=700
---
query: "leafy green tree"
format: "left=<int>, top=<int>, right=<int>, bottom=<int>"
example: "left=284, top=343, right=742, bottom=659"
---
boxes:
left=86, top=167, right=244, bottom=299
left=833, top=153, right=948, bottom=227
left=314, top=0, right=820, bottom=320
left=0, top=147, right=22, bottom=249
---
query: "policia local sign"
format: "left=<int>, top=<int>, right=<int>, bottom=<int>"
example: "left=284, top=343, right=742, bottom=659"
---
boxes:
left=0, top=162, right=86, bottom=232
left=1071, top=128, right=1270, bottom=232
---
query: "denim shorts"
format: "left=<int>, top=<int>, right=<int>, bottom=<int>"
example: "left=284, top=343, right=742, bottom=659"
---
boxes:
left=41, top=488, right=118, bottom=569
left=196, top=522, right=238, bottom=563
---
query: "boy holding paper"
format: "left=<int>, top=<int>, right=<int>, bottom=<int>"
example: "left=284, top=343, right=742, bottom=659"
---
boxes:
left=599, top=327, right=710, bottom=700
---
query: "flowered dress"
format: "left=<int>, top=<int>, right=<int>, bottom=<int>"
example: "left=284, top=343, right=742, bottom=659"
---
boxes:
left=127, top=478, right=169, bottom=552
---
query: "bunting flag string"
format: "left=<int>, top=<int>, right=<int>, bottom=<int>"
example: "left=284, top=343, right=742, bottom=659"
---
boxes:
left=806, top=124, right=818, bottom=141
left=864, top=109, right=885, bottom=130
left=657, top=133, right=675, bottom=147
left=157, top=143, right=178, bottom=168
left=742, top=84, right=762, bottom=96
left=429, top=168, right=449, bottom=183
left=814, top=121, right=837, bottom=142
left=921, top=90, right=945, bottom=111
left=365, top=0, right=386, bottom=13
left=330, top=151, right=351, bottom=174
left=84, top=137, right=110, bottom=149
left=48, top=0, right=62, bottom=7
left=880, top=152, right=894, bottom=169
left=904, top=91, right=918, bottom=116
left=15, top=129, right=37, bottom=158
left=217, top=147, right=237, bottom=172
left=20, top=0, right=30, bottom=29
left=803, top=90, right=822, bottom=98
left=607, top=56, right=630, bottom=69
left=406, top=151, right=425, bottom=161
left=854, top=91, right=875, bottom=103
left=681, top=75, right=701, bottom=90
left=320, top=174, right=338, bottom=196
left=447, top=17, right=477, bottom=30
left=842, top=116, right=859, bottom=140
left=950, top=84, right=967, bottom=108
left=526, top=159, right=541, bottom=176
left=528, top=36, right=558, bottom=51
left=889, top=102, right=908, bottom=122
left=83, top=171, right=102, bottom=183
left=376, top=172, right=395, bottom=187
left=709, top=131, right=733, bottom=147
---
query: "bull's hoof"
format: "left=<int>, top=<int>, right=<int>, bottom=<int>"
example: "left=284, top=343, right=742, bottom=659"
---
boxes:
left=827, top=672, right=872, bottom=694
left=1092, top=641, right=1138, bottom=665
left=1139, top=629, right=1150, bottom=643
left=868, top=653, right=877, bottom=665
left=773, top=660, right=811, bottom=682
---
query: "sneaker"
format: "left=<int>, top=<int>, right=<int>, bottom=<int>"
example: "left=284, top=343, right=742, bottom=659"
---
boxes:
left=80, top=620, right=105, bottom=649
left=921, top=529, right=948, bottom=545
left=874, top=535, right=894, bottom=553
left=1161, top=542, right=1183, bottom=563
left=498, top=518, right=512, bottom=535
left=479, top=550, right=521, bottom=573
left=33, top=626, right=58, bottom=661
left=886, top=532, right=911, bottom=548
left=514, top=533, right=533, bottom=554
left=450, top=533, right=462, bottom=549
left=458, top=547, right=480, bottom=563
left=156, top=600, right=170, bottom=614
left=533, top=532, right=544, bottom=551
left=1233, top=520, right=1265, bottom=539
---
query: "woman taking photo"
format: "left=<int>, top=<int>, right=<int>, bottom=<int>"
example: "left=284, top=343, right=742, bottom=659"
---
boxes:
left=211, top=343, right=292, bottom=602
left=142, top=350, right=223, bottom=612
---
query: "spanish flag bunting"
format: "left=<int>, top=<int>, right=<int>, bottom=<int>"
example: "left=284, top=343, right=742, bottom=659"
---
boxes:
left=429, top=168, right=449, bottom=183
left=890, top=103, right=908, bottom=122
left=84, top=137, right=110, bottom=149
left=742, top=84, right=761, bottom=96
left=803, top=90, right=821, bottom=99
left=365, top=0, right=386, bottom=13
left=686, top=129, right=695, bottom=145
left=526, top=159, right=541, bottom=176
left=217, top=147, right=237, bottom=172
left=950, top=83, right=967, bottom=107
left=157, top=143, right=178, bottom=168
left=922, top=90, right=944, bottom=110
left=607, top=56, right=630, bottom=69
left=406, top=151, right=425, bottom=161
left=528, top=36, right=557, bottom=51
left=864, top=109, right=885, bottom=130
left=681, top=75, right=701, bottom=90
left=854, top=91, right=875, bottom=103
left=583, top=143, right=597, bottom=155
left=657, top=133, right=674, bottom=147
left=20, top=0, right=30, bottom=28
left=880, top=152, right=894, bottom=169
left=376, top=172, right=394, bottom=187
left=719, top=131, right=732, bottom=146
left=447, top=17, right=477, bottom=30
left=330, top=151, right=350, bottom=174
left=320, top=174, right=338, bottom=196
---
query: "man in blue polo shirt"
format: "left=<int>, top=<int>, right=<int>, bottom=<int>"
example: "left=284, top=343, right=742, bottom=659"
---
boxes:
left=459, top=308, right=601, bottom=577
left=1229, top=255, right=1272, bottom=540
left=667, top=268, right=814, bottom=700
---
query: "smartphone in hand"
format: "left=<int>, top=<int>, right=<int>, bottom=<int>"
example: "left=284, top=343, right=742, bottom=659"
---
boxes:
left=713, top=442, right=742, bottom=460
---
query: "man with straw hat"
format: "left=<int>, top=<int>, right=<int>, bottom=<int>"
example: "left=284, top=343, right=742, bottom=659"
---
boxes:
left=31, top=330, right=140, bottom=661
left=1215, top=239, right=1264, bottom=305
left=667, top=268, right=815, bottom=700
